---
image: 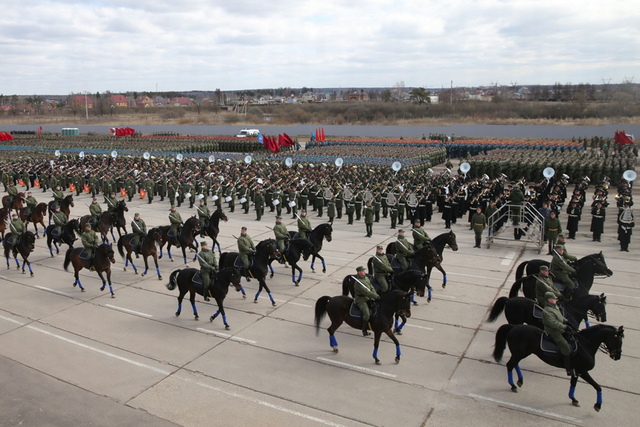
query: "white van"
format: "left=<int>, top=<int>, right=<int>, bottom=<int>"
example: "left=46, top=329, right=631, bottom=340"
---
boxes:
left=236, top=129, right=260, bottom=138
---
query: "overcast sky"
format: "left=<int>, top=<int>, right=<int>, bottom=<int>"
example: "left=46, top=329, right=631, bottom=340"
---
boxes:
left=2, top=0, right=638, bottom=95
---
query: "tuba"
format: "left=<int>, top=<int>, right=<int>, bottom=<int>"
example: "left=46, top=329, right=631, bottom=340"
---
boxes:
left=343, top=187, right=354, bottom=202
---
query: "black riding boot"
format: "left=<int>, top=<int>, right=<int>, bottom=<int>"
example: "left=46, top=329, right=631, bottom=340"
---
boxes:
left=362, top=321, right=370, bottom=336
left=203, top=287, right=210, bottom=301
left=564, top=355, right=574, bottom=376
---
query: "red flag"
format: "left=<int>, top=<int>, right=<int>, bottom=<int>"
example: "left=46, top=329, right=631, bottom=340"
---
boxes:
left=139, top=189, right=146, bottom=199
left=120, top=188, right=127, bottom=197
left=0, top=133, right=5, bottom=141
left=321, top=128, right=325, bottom=141
left=279, top=134, right=286, bottom=147
left=69, top=184, right=76, bottom=193
left=315, top=128, right=319, bottom=142
left=283, top=133, right=294, bottom=146
left=614, top=131, right=620, bottom=144
left=619, top=131, right=633, bottom=146
left=270, top=136, right=279, bottom=153
left=34, top=180, right=40, bottom=188
left=84, top=184, right=90, bottom=193
left=38, top=126, right=42, bottom=137
left=263, top=135, right=271, bottom=151
left=18, top=179, right=25, bottom=186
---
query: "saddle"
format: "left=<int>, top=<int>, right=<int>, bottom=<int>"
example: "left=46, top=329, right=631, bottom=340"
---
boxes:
left=349, top=301, right=379, bottom=319
left=233, top=255, right=254, bottom=270
left=540, top=332, right=578, bottom=356
left=168, top=228, right=182, bottom=242
left=390, top=257, right=405, bottom=273
left=79, top=248, right=89, bottom=262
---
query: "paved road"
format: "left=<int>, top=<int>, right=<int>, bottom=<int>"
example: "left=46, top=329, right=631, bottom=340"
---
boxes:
left=0, top=185, right=637, bottom=426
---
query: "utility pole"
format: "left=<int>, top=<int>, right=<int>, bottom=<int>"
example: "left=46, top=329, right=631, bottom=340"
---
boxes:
left=85, top=92, right=89, bottom=120
left=450, top=80, right=453, bottom=104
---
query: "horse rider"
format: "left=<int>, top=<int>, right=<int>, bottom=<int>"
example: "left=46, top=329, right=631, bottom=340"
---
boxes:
left=198, top=240, right=218, bottom=301
left=105, top=192, right=118, bottom=213
left=237, top=226, right=256, bottom=281
left=6, top=181, right=18, bottom=209
left=52, top=185, right=64, bottom=209
left=353, top=266, right=379, bottom=336
left=372, top=245, right=393, bottom=293
left=24, top=191, right=37, bottom=221
left=81, top=222, right=99, bottom=271
left=273, top=216, right=288, bottom=261
left=545, top=210, right=562, bottom=255
left=542, top=291, right=577, bottom=377
left=169, top=206, right=183, bottom=240
left=89, top=197, right=102, bottom=228
left=550, top=245, right=577, bottom=294
left=556, top=234, right=577, bottom=264
left=297, top=209, right=311, bottom=239
left=196, top=199, right=210, bottom=238
left=52, top=205, right=68, bottom=241
left=130, top=213, right=147, bottom=258
left=9, top=212, right=25, bottom=248
left=534, top=265, right=562, bottom=307
left=471, top=206, right=487, bottom=248
left=395, top=229, right=414, bottom=271
left=412, top=219, right=431, bottom=249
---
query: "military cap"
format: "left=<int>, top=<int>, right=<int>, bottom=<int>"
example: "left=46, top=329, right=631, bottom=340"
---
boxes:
left=92, top=197, right=97, bottom=201
left=11, top=212, right=17, bottom=217
left=201, top=241, right=208, bottom=246
left=134, top=213, right=140, bottom=216
left=84, top=223, right=91, bottom=228
left=545, top=291, right=558, bottom=300
left=376, top=245, right=384, bottom=249
left=539, top=265, right=549, bottom=271
left=398, top=229, right=405, bottom=233
left=241, top=226, right=247, bottom=231
left=554, top=244, right=563, bottom=249
left=356, top=266, right=365, bottom=272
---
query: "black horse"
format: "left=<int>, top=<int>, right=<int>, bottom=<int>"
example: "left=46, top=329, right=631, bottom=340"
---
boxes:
left=167, top=267, right=242, bottom=326
left=289, top=223, right=332, bottom=273
left=380, top=245, right=439, bottom=302
left=158, top=216, right=200, bottom=264
left=509, top=253, right=613, bottom=299
left=108, top=200, right=129, bottom=241
left=514, top=251, right=613, bottom=281
left=220, top=239, right=279, bottom=306
left=487, top=293, right=607, bottom=329
left=48, top=194, right=74, bottom=225
left=271, top=237, right=315, bottom=285
left=46, top=218, right=80, bottom=257
left=201, top=207, right=227, bottom=254
left=3, top=231, right=36, bottom=276
left=315, top=289, right=412, bottom=364
left=117, top=227, right=163, bottom=280
left=493, top=324, right=624, bottom=411
left=63, top=244, right=116, bottom=297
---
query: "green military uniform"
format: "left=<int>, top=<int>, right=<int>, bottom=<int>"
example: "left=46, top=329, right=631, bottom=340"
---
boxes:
left=169, top=209, right=183, bottom=239
left=9, top=216, right=25, bottom=246
left=542, top=291, right=575, bottom=376
left=364, top=204, right=374, bottom=237
left=297, top=214, right=311, bottom=239
left=556, top=236, right=577, bottom=262
left=372, top=248, right=393, bottom=293
left=145, top=178, right=155, bottom=204
left=412, top=224, right=430, bottom=249
left=395, top=232, right=414, bottom=271
left=168, top=184, right=176, bottom=207
left=6, top=184, right=18, bottom=209
left=104, top=194, right=118, bottom=212
left=52, top=210, right=68, bottom=237
left=471, top=210, right=487, bottom=248
left=52, top=188, right=64, bottom=209
left=24, top=194, right=37, bottom=219
left=551, top=248, right=576, bottom=291
left=130, top=215, right=147, bottom=253
left=81, top=226, right=99, bottom=267
left=545, top=215, right=562, bottom=254
left=254, top=191, right=264, bottom=221
left=353, top=267, right=379, bottom=336
left=89, top=200, right=102, bottom=226
left=509, top=187, right=525, bottom=240
left=198, top=243, right=218, bottom=300
left=125, top=177, right=136, bottom=201
left=237, top=231, right=255, bottom=275
left=273, top=219, right=289, bottom=254
left=535, top=267, right=561, bottom=306
left=196, top=202, right=210, bottom=235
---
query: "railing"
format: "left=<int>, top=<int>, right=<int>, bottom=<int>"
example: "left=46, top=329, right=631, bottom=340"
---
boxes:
left=486, top=202, right=544, bottom=252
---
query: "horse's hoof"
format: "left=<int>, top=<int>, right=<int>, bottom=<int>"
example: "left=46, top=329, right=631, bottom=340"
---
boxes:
left=511, top=385, right=518, bottom=393
left=427, top=298, right=431, bottom=303
left=81, top=288, right=85, bottom=292
left=56, top=250, right=59, bottom=255
left=269, top=273, right=274, bottom=279
left=395, top=356, right=400, bottom=364
left=412, top=301, right=418, bottom=306
left=442, top=284, right=446, bottom=289
left=254, top=299, right=258, bottom=304
left=141, top=272, right=145, bottom=277
left=375, top=359, right=381, bottom=365
left=170, top=259, right=174, bottom=262
left=110, top=294, right=115, bottom=298
left=242, top=294, right=247, bottom=299
left=571, top=398, right=580, bottom=407
left=594, top=403, right=601, bottom=412
left=123, top=267, right=127, bottom=271
left=22, top=270, right=25, bottom=274
left=50, top=254, right=54, bottom=258
left=30, top=272, right=34, bottom=277
left=135, top=271, right=138, bottom=275
left=322, top=269, right=326, bottom=273
left=194, top=315, right=199, bottom=320
left=394, top=329, right=402, bottom=335
left=517, top=378, right=523, bottom=387
left=209, top=316, right=214, bottom=322
left=158, top=255, right=163, bottom=259
left=295, top=282, right=299, bottom=287
left=225, top=324, right=230, bottom=330
left=176, top=312, right=181, bottom=317
left=272, top=302, right=277, bottom=307
left=158, top=276, right=162, bottom=280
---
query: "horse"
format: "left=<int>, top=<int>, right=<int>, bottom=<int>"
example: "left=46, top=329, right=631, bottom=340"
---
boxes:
left=314, top=289, right=412, bottom=364
left=493, top=324, right=624, bottom=411
left=166, top=267, right=242, bottom=326
left=158, top=216, right=200, bottom=264
left=48, top=195, right=74, bottom=224
left=509, top=253, right=613, bottom=299
left=380, top=244, right=440, bottom=302
left=219, top=238, right=280, bottom=306
left=117, top=227, right=163, bottom=280
left=2, top=192, right=25, bottom=215
left=45, top=218, right=80, bottom=257
left=270, top=237, right=315, bottom=285
left=514, top=251, right=613, bottom=281
left=3, top=231, right=36, bottom=276
left=487, top=293, right=608, bottom=329
left=20, top=203, right=48, bottom=238
left=0, top=206, right=9, bottom=242
left=289, top=223, right=332, bottom=273
left=63, top=243, right=116, bottom=297
left=80, top=211, right=115, bottom=244
left=201, top=207, right=227, bottom=254
left=108, top=200, right=129, bottom=241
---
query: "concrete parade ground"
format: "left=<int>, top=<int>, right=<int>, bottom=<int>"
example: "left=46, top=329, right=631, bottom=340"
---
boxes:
left=0, top=184, right=637, bottom=427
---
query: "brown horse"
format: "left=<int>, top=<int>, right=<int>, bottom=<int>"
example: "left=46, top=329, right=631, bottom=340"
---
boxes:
left=80, top=212, right=115, bottom=244
left=0, top=206, right=9, bottom=242
left=63, top=244, right=116, bottom=297
left=20, top=203, right=48, bottom=238
left=117, top=227, right=163, bottom=280
left=158, top=216, right=201, bottom=264
left=2, top=192, right=25, bottom=215
left=48, top=194, right=74, bottom=224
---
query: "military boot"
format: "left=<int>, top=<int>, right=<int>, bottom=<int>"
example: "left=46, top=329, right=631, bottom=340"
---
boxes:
left=564, top=355, right=575, bottom=377
left=362, top=321, right=370, bottom=337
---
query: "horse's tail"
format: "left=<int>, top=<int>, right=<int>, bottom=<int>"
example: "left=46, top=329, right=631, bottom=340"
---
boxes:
left=314, top=296, right=331, bottom=336
left=487, top=297, right=508, bottom=323
left=117, top=235, right=126, bottom=259
left=493, top=324, right=514, bottom=363
left=341, top=276, right=351, bottom=296
left=508, top=277, right=524, bottom=298
left=166, top=270, right=179, bottom=291
left=63, top=247, right=73, bottom=271
left=515, top=261, right=528, bottom=281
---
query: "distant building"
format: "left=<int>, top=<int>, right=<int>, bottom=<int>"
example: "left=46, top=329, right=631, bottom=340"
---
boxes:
left=171, top=97, right=193, bottom=107
left=347, top=91, right=369, bottom=102
left=110, top=94, right=128, bottom=108
left=74, top=95, right=92, bottom=109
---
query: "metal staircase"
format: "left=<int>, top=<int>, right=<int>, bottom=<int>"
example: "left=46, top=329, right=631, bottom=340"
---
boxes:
left=486, top=203, right=545, bottom=252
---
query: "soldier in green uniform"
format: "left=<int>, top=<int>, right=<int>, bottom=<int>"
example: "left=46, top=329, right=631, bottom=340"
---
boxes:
left=168, top=182, right=176, bottom=207
left=52, top=185, right=65, bottom=209
left=345, top=196, right=355, bottom=225
left=509, top=184, right=525, bottom=240
left=157, top=177, right=167, bottom=202
left=389, top=200, right=398, bottom=229
left=130, top=213, right=147, bottom=257
left=81, top=223, right=99, bottom=270
left=196, top=199, right=210, bottom=238
left=145, top=177, right=155, bottom=205
left=24, top=191, right=37, bottom=221
left=9, top=212, right=25, bottom=247
left=52, top=205, right=68, bottom=239
left=395, top=230, right=414, bottom=271
left=397, top=193, right=406, bottom=225
left=556, top=234, right=577, bottom=263
left=89, top=197, right=102, bottom=228
left=534, top=265, right=561, bottom=306
left=169, top=206, right=183, bottom=239
left=5, top=182, right=18, bottom=210
left=237, top=227, right=256, bottom=281
left=297, top=210, right=312, bottom=239
left=198, top=241, right=218, bottom=301
left=372, top=245, right=393, bottom=293
left=542, top=291, right=576, bottom=376
left=485, top=200, right=498, bottom=234
left=88, top=174, right=99, bottom=198
left=353, top=266, right=379, bottom=336
left=125, top=175, right=136, bottom=202
left=364, top=201, right=374, bottom=237
left=104, top=192, right=118, bottom=212
left=254, top=188, right=264, bottom=221
left=551, top=245, right=577, bottom=292
left=273, top=216, right=289, bottom=255
left=544, top=211, right=562, bottom=255
left=412, top=219, right=430, bottom=249
left=471, top=206, right=487, bottom=248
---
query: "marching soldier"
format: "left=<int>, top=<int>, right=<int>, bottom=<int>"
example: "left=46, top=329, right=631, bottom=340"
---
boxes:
left=125, top=175, right=136, bottom=202
left=590, top=201, right=605, bottom=242
left=196, top=199, right=210, bottom=238
left=237, top=227, right=256, bottom=281
left=534, top=265, right=561, bottom=306
left=130, top=213, right=147, bottom=257
left=81, top=223, right=99, bottom=271
left=273, top=216, right=288, bottom=255
left=412, top=219, right=430, bottom=249
left=168, top=182, right=176, bottom=207
left=353, top=266, right=379, bottom=336
left=145, top=176, right=155, bottom=204
left=395, top=229, right=414, bottom=271
left=544, top=211, right=562, bottom=255
left=345, top=196, right=355, bottom=225
left=89, top=197, right=102, bottom=228
left=389, top=199, right=398, bottom=229
left=254, top=188, right=264, bottom=221
left=617, top=204, right=634, bottom=252
left=565, top=200, right=581, bottom=239
left=354, top=191, right=363, bottom=221
left=198, top=241, right=218, bottom=301
left=297, top=210, right=312, bottom=239
left=372, top=245, right=393, bottom=293
left=543, top=291, right=576, bottom=377
left=471, top=206, right=487, bottom=248
left=364, top=201, right=374, bottom=237
left=239, top=183, right=250, bottom=214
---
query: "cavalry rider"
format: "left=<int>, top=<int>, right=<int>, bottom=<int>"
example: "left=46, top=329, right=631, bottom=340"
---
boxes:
left=412, top=219, right=430, bottom=249
left=297, top=209, right=311, bottom=239
left=9, top=212, right=25, bottom=248
left=81, top=223, right=99, bottom=271
left=556, top=234, right=577, bottom=263
left=52, top=185, right=65, bottom=209
left=52, top=205, right=68, bottom=240
left=198, top=240, right=218, bottom=302
left=353, top=266, right=379, bottom=337
left=6, top=181, right=18, bottom=209
left=534, top=265, right=561, bottom=307
left=273, top=216, right=288, bottom=259
left=372, top=245, right=394, bottom=293
left=394, top=229, right=414, bottom=271
left=130, top=213, right=147, bottom=258
left=551, top=245, right=577, bottom=294
left=545, top=210, right=562, bottom=255
left=104, top=192, right=118, bottom=213
left=237, top=226, right=256, bottom=281
left=24, top=191, right=37, bottom=221
left=471, top=206, right=487, bottom=249
left=542, top=291, right=577, bottom=377
left=196, top=199, right=210, bottom=238
left=89, top=197, right=102, bottom=228
left=168, top=206, right=183, bottom=240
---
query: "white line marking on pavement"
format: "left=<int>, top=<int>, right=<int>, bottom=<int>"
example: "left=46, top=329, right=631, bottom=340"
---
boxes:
left=105, top=304, right=153, bottom=318
left=286, top=301, right=312, bottom=308
left=0, top=315, right=25, bottom=326
left=26, top=326, right=172, bottom=375
left=604, top=292, right=640, bottom=300
left=176, top=375, right=347, bottom=427
left=317, top=357, right=396, bottom=378
left=500, top=251, right=516, bottom=266
left=197, top=328, right=257, bottom=344
left=405, top=324, right=434, bottom=331
left=468, top=393, right=581, bottom=423
left=35, top=286, right=72, bottom=296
